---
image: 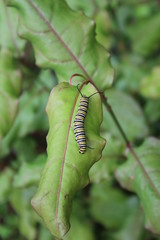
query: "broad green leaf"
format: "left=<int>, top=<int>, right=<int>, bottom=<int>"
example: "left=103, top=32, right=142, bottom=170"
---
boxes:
left=89, top=133, right=125, bottom=183
left=0, top=225, right=13, bottom=239
left=90, top=183, right=128, bottom=229
left=64, top=216, right=95, bottom=240
left=90, top=183, right=145, bottom=240
left=13, top=154, right=46, bottom=187
left=145, top=99, right=160, bottom=123
left=66, top=0, right=108, bottom=17
left=102, top=89, right=149, bottom=141
left=64, top=196, right=95, bottom=240
left=39, top=226, right=54, bottom=240
left=109, top=197, right=144, bottom=240
left=31, top=82, right=105, bottom=239
left=0, top=0, right=23, bottom=141
left=115, top=137, right=160, bottom=234
left=0, top=0, right=24, bottom=53
left=9, top=187, right=38, bottom=240
left=95, top=10, right=111, bottom=49
left=38, top=199, right=95, bottom=240
left=65, top=0, right=96, bottom=17
left=6, top=0, right=114, bottom=90
left=140, top=67, right=160, bottom=98
left=0, top=168, right=13, bottom=203
left=0, top=50, right=21, bottom=140
left=129, top=14, right=160, bottom=56
left=115, top=54, right=146, bottom=92
left=90, top=182, right=143, bottom=232
left=0, top=69, right=54, bottom=157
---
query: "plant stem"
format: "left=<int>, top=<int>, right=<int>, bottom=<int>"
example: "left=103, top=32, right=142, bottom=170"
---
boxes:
left=102, top=97, right=130, bottom=144
left=101, top=93, right=160, bottom=199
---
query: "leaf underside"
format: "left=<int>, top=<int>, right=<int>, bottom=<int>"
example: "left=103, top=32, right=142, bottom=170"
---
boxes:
left=31, top=82, right=105, bottom=239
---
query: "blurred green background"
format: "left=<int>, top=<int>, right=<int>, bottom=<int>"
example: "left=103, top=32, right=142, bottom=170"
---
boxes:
left=0, top=0, right=160, bottom=239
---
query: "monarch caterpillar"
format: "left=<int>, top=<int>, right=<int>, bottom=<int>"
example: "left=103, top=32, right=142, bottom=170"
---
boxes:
left=74, top=84, right=101, bottom=154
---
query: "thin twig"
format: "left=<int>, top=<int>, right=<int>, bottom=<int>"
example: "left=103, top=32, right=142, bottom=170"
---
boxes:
left=102, top=97, right=160, bottom=199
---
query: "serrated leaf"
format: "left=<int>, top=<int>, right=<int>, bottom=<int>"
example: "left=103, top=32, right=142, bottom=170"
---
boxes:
left=65, top=0, right=95, bottom=17
left=115, top=137, right=160, bottom=234
left=102, top=89, right=149, bottom=141
left=6, top=0, right=114, bottom=90
left=31, top=82, right=105, bottom=239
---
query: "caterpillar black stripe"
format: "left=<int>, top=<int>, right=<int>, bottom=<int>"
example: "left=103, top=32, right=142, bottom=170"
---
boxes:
left=73, top=85, right=101, bottom=154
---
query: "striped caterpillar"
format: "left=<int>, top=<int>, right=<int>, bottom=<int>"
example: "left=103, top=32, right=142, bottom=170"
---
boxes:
left=74, top=85, right=101, bottom=154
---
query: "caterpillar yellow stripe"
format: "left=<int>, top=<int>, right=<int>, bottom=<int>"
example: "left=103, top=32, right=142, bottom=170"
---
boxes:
left=74, top=96, right=89, bottom=154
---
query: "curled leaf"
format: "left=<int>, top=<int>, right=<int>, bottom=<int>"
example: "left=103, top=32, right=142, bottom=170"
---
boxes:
left=31, top=82, right=105, bottom=239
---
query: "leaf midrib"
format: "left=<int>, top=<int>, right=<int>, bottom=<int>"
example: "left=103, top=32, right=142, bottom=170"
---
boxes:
left=27, top=0, right=94, bottom=83
left=55, top=82, right=86, bottom=231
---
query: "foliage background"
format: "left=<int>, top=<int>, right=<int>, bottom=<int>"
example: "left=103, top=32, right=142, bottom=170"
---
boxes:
left=0, top=0, right=160, bottom=239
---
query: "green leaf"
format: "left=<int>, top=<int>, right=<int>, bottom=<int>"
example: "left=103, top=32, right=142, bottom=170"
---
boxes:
left=95, top=10, right=111, bottom=49
left=64, top=196, right=95, bottom=240
left=31, top=82, right=105, bottom=239
left=0, top=168, right=13, bottom=203
left=89, top=133, right=125, bottom=183
left=9, top=187, right=38, bottom=240
left=0, top=0, right=23, bottom=141
left=115, top=137, right=160, bottom=234
left=140, top=67, right=160, bottom=98
left=90, top=182, right=143, bottom=233
left=0, top=69, right=54, bottom=157
left=115, top=54, right=146, bottom=92
left=66, top=0, right=108, bottom=18
left=0, top=225, right=13, bottom=239
left=64, top=216, right=95, bottom=240
left=145, top=99, right=160, bottom=123
left=90, top=183, right=128, bottom=229
left=129, top=14, right=160, bottom=56
left=6, top=0, right=114, bottom=90
left=0, top=50, right=21, bottom=140
left=13, top=154, right=46, bottom=188
left=109, top=198, right=144, bottom=240
left=0, top=0, right=24, bottom=53
left=102, top=89, right=149, bottom=141
left=65, top=0, right=96, bottom=17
